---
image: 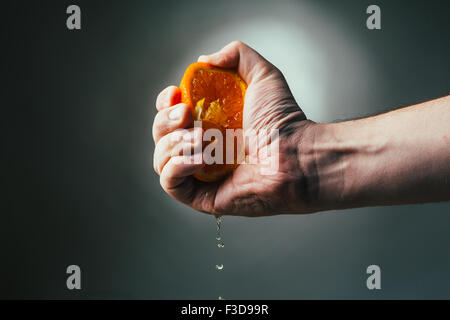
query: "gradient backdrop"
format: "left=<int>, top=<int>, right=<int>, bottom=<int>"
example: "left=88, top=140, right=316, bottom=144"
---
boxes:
left=2, top=0, right=450, bottom=299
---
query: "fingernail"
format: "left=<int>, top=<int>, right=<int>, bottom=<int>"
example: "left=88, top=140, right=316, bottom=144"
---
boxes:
left=169, top=105, right=183, bottom=120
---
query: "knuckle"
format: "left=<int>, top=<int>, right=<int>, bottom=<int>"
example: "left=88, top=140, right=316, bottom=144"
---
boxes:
left=156, top=89, right=164, bottom=102
left=156, top=85, right=177, bottom=109
left=230, top=40, right=244, bottom=48
left=159, top=170, right=171, bottom=191
left=154, top=132, right=183, bottom=174
left=156, top=88, right=167, bottom=105
left=152, top=110, right=170, bottom=138
left=257, top=61, right=280, bottom=79
left=153, top=153, right=160, bottom=175
left=165, top=86, right=177, bottom=100
left=153, top=142, right=164, bottom=174
left=152, top=112, right=163, bottom=140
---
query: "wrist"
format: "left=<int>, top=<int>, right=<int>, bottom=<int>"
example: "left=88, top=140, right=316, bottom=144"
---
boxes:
left=294, top=121, right=365, bottom=213
left=302, top=119, right=393, bottom=212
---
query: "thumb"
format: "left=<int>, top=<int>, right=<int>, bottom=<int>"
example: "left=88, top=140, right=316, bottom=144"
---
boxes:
left=198, top=41, right=274, bottom=84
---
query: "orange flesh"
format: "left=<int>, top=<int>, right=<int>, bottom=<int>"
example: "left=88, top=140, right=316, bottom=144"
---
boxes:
left=190, top=68, right=244, bottom=129
left=179, top=62, right=246, bottom=182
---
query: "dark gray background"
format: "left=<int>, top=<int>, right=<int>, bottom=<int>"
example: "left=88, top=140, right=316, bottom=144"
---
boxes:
left=2, top=0, right=450, bottom=299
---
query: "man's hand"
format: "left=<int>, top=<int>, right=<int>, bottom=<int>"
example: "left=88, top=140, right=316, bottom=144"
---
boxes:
left=152, top=41, right=316, bottom=216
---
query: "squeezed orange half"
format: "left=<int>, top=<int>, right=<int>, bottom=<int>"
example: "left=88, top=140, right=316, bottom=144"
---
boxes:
left=179, top=62, right=247, bottom=182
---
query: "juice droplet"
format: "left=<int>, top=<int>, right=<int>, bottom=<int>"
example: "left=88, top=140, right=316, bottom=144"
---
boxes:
left=215, top=216, right=224, bottom=298
left=216, top=216, right=222, bottom=231
left=215, top=216, right=223, bottom=244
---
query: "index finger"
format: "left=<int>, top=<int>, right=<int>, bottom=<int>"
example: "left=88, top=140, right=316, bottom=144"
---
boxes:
left=156, top=86, right=181, bottom=111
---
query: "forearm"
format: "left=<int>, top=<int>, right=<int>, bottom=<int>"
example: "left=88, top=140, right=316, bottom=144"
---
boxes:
left=304, top=95, right=450, bottom=212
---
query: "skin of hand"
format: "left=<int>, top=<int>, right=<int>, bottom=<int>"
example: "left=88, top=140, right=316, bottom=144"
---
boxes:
left=153, top=41, right=450, bottom=217
left=153, top=41, right=316, bottom=216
